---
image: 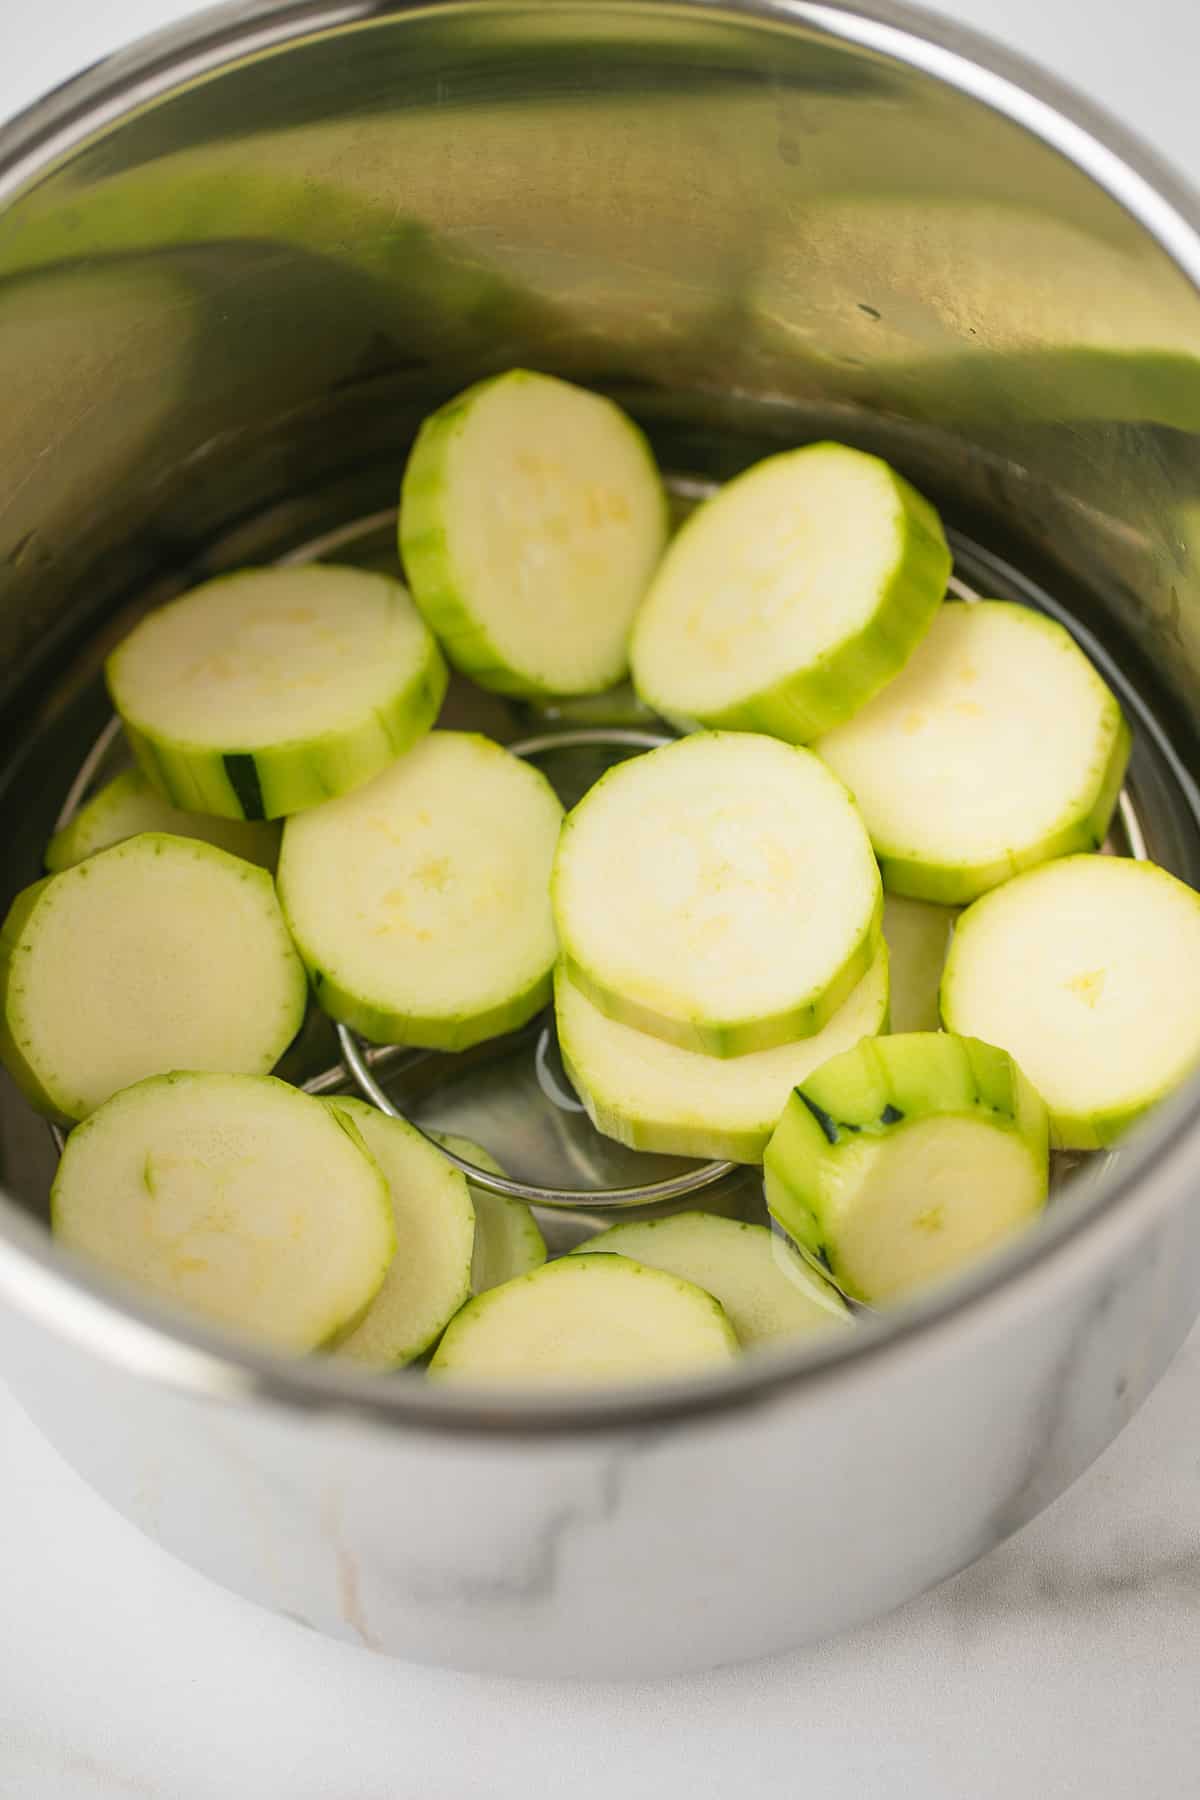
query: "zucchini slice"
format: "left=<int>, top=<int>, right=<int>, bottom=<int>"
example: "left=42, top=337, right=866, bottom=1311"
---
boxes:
left=816, top=601, right=1131, bottom=903
left=0, top=834, right=306, bottom=1123
left=429, top=1131, right=548, bottom=1294
left=572, top=1213, right=851, bottom=1345
left=45, top=767, right=280, bottom=873
left=327, top=1099, right=475, bottom=1367
left=52, top=1072, right=395, bottom=1352
left=552, top=732, right=882, bottom=1056
left=555, top=948, right=889, bottom=1163
left=278, top=731, right=563, bottom=1052
left=764, top=1033, right=1049, bottom=1304
left=882, top=893, right=956, bottom=1034
left=630, top=442, right=949, bottom=741
left=518, top=683, right=660, bottom=734
left=106, top=565, right=447, bottom=819
left=400, top=369, right=669, bottom=697
left=428, top=1253, right=738, bottom=1384
left=941, top=854, right=1200, bottom=1148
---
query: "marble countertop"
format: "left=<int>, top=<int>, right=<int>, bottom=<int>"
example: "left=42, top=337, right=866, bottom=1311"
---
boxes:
left=2, top=1332, right=1199, bottom=1797
left=3, top=1, right=1200, bottom=1793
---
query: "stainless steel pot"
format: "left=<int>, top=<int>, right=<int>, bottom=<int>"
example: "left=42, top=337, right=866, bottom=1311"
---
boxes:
left=1, top=0, right=1200, bottom=1680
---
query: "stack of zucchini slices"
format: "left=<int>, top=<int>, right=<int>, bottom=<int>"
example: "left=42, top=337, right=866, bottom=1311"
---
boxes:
left=6, top=366, right=1199, bottom=1386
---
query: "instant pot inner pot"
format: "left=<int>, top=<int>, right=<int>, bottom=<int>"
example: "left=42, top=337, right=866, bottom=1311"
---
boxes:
left=1, top=4, right=1200, bottom=1272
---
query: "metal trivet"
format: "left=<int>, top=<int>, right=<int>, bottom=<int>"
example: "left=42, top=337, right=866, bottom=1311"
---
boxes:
left=44, top=502, right=1148, bottom=1212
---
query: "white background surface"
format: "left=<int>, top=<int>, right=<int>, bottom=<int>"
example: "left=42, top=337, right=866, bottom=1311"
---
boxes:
left=3, top=1, right=1200, bottom=1794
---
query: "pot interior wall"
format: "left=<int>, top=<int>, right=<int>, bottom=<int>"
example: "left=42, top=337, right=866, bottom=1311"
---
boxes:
left=1, top=2, right=1199, bottom=1233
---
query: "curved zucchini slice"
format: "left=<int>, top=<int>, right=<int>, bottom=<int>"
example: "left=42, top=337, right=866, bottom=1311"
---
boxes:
left=552, top=732, right=882, bottom=1057
left=400, top=369, right=669, bottom=697
left=941, top=854, right=1200, bottom=1148
left=428, top=1253, right=738, bottom=1384
left=630, top=442, right=949, bottom=741
left=882, top=894, right=956, bottom=1034
left=0, top=834, right=306, bottom=1123
left=429, top=1131, right=548, bottom=1294
left=327, top=1100, right=475, bottom=1367
left=572, top=1213, right=851, bottom=1345
left=52, top=1072, right=394, bottom=1352
left=816, top=602, right=1131, bottom=904
left=555, top=948, right=889, bottom=1163
left=278, top=732, right=563, bottom=1052
left=46, top=767, right=281, bottom=872
left=765, top=1032, right=1049, bottom=1304
left=517, top=683, right=660, bottom=734
left=107, top=565, right=447, bottom=820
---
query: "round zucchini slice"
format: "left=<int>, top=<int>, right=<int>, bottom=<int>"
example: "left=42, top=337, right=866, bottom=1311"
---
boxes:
left=0, top=834, right=306, bottom=1123
left=630, top=441, right=949, bottom=741
left=45, top=767, right=280, bottom=873
left=428, top=1253, right=738, bottom=1384
left=52, top=1072, right=395, bottom=1352
left=552, top=731, right=882, bottom=1057
left=328, top=1100, right=475, bottom=1368
left=572, top=1213, right=851, bottom=1345
left=555, top=949, right=888, bottom=1163
left=765, top=1032, right=1049, bottom=1304
left=400, top=369, right=669, bottom=697
left=429, top=1131, right=548, bottom=1294
left=816, top=601, right=1130, bottom=904
left=107, top=564, right=447, bottom=820
left=941, top=854, right=1200, bottom=1148
left=278, top=731, right=563, bottom=1052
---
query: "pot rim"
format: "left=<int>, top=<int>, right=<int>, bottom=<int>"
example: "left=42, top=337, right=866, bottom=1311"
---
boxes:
left=1, top=0, right=1199, bottom=1437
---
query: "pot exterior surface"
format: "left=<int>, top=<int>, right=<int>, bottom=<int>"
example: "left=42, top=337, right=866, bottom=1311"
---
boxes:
left=1, top=0, right=1200, bottom=1677
left=3, top=1188, right=1197, bottom=1677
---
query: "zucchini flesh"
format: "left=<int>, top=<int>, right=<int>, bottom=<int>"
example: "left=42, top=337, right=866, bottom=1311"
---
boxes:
left=552, top=732, right=881, bottom=1057
left=428, top=1253, right=738, bottom=1383
left=328, top=1100, right=475, bottom=1367
left=765, top=1032, right=1049, bottom=1303
left=45, top=767, right=280, bottom=872
left=573, top=1213, right=850, bottom=1345
left=816, top=601, right=1131, bottom=903
left=429, top=1132, right=548, bottom=1293
left=278, top=731, right=563, bottom=1052
left=630, top=441, right=949, bottom=741
left=555, top=949, right=889, bottom=1163
left=400, top=370, right=669, bottom=697
left=107, top=565, right=447, bottom=819
left=0, top=833, right=306, bottom=1123
left=882, top=894, right=955, bottom=1033
left=941, top=854, right=1200, bottom=1148
left=51, top=1073, right=395, bottom=1352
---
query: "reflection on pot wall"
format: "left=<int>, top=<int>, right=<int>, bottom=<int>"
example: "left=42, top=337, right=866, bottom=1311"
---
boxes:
left=2, top=7, right=1200, bottom=740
